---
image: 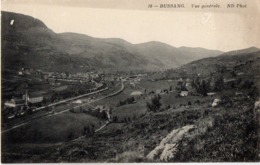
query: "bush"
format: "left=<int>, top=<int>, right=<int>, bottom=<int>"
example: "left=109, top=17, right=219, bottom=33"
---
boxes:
left=146, top=94, right=162, bottom=112
left=195, top=100, right=201, bottom=104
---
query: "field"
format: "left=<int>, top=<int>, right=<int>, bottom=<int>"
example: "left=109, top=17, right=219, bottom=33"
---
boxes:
left=40, top=93, right=257, bottom=163
left=161, top=91, right=213, bottom=108
left=138, top=79, right=176, bottom=91
left=2, top=112, right=104, bottom=145
left=112, top=101, right=147, bottom=121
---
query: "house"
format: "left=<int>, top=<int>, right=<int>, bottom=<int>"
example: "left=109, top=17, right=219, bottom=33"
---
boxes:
left=177, top=78, right=183, bottom=82
left=4, top=98, right=25, bottom=107
left=121, top=78, right=127, bottom=82
left=24, top=92, right=44, bottom=104
left=53, top=85, right=68, bottom=92
left=43, top=74, right=48, bottom=80
left=180, top=91, right=189, bottom=97
left=130, top=91, right=143, bottom=96
left=207, top=92, right=216, bottom=96
left=134, top=78, right=141, bottom=82
left=18, top=71, right=23, bottom=75
left=254, top=100, right=260, bottom=110
left=186, top=78, right=191, bottom=83
left=94, top=105, right=107, bottom=113
left=73, top=100, right=82, bottom=104
left=28, top=95, right=43, bottom=104
left=235, top=92, right=244, bottom=96
left=224, top=78, right=237, bottom=83
left=156, top=89, right=161, bottom=94
left=212, top=98, right=221, bottom=107
left=130, top=82, right=136, bottom=87
left=237, top=72, right=244, bottom=76
left=24, top=69, right=31, bottom=75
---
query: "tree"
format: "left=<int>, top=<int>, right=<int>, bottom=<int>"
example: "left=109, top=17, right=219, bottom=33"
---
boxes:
left=214, top=76, right=225, bottom=91
left=127, top=117, right=131, bottom=122
left=242, top=80, right=254, bottom=89
left=70, top=107, right=75, bottom=113
left=127, top=97, right=135, bottom=104
left=195, top=100, right=201, bottom=104
left=99, top=110, right=107, bottom=119
left=191, top=77, right=200, bottom=90
left=80, top=107, right=84, bottom=113
left=198, top=80, right=209, bottom=96
left=113, top=116, right=118, bottom=122
left=83, top=126, right=89, bottom=135
left=89, top=124, right=95, bottom=135
left=192, top=78, right=210, bottom=96
left=248, top=86, right=259, bottom=99
left=133, top=115, right=136, bottom=120
left=146, top=94, right=162, bottom=112
left=169, top=85, right=173, bottom=91
left=166, top=104, right=171, bottom=109
left=67, top=132, right=74, bottom=141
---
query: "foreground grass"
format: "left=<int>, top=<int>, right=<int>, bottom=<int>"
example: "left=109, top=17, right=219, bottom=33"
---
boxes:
left=2, top=112, right=103, bottom=144
left=2, top=92, right=258, bottom=163
left=174, top=100, right=258, bottom=162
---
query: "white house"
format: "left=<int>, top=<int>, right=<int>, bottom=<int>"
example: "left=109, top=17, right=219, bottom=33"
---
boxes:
left=130, top=91, right=143, bottom=96
left=18, top=71, right=23, bottom=75
left=73, top=100, right=82, bottom=104
left=235, top=92, right=243, bottom=96
left=207, top=92, right=216, bottom=96
left=180, top=91, right=189, bottom=97
left=4, top=98, right=25, bottom=108
left=212, top=99, right=221, bottom=107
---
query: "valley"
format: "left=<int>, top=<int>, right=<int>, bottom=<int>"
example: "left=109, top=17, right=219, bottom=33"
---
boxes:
left=1, top=11, right=260, bottom=163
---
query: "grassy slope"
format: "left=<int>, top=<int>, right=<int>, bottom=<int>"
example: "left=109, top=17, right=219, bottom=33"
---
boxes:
left=174, top=100, right=258, bottom=162
left=2, top=112, right=103, bottom=144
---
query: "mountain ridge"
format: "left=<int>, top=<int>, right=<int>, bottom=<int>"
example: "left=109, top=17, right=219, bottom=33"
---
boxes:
left=0, top=11, right=232, bottom=73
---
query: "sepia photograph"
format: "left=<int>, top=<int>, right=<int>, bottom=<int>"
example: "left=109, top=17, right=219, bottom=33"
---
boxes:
left=1, top=0, right=260, bottom=163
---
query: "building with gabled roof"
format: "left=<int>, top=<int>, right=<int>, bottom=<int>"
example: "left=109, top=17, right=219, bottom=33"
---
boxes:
left=4, top=98, right=25, bottom=108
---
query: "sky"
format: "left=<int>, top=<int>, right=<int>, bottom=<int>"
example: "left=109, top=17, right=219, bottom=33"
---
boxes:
left=1, top=0, right=260, bottom=51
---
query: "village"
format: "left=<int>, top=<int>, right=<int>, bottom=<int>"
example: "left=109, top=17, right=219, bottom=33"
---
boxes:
left=2, top=68, right=104, bottom=119
left=3, top=60, right=257, bottom=122
left=2, top=67, right=150, bottom=123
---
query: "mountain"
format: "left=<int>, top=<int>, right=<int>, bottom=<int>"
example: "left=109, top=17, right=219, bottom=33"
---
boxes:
left=2, top=11, right=223, bottom=73
left=135, top=42, right=222, bottom=68
left=219, top=47, right=260, bottom=56
left=175, top=47, right=260, bottom=82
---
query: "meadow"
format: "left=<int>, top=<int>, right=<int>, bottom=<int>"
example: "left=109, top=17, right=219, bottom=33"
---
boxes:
left=2, top=112, right=104, bottom=144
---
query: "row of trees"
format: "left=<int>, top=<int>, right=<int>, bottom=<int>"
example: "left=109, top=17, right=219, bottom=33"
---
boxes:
left=82, top=108, right=110, bottom=120
left=191, top=78, right=211, bottom=96
left=117, top=97, right=136, bottom=107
